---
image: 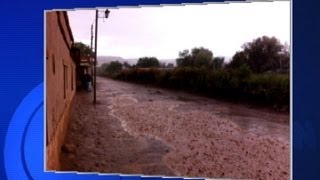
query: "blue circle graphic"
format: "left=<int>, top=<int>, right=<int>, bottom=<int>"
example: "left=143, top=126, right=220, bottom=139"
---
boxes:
left=4, top=83, right=43, bottom=179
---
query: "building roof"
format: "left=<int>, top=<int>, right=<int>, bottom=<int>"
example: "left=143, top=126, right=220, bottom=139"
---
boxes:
left=57, top=11, right=74, bottom=50
left=63, top=11, right=74, bottom=43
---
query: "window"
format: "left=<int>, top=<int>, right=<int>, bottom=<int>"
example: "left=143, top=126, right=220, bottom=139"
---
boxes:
left=52, top=54, right=55, bottom=74
left=63, top=65, right=68, bottom=99
left=71, top=66, right=74, bottom=91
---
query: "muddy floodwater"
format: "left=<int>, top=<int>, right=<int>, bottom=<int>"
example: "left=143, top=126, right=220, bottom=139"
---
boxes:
left=60, top=77, right=290, bottom=179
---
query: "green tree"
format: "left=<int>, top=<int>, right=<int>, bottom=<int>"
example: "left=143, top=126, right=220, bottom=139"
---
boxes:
left=211, top=57, right=225, bottom=71
left=176, top=49, right=193, bottom=67
left=176, top=47, right=214, bottom=68
left=98, top=63, right=109, bottom=75
left=227, top=36, right=290, bottom=73
left=103, top=61, right=123, bottom=76
left=136, top=57, right=160, bottom=68
left=278, top=42, right=290, bottom=72
left=123, top=61, right=131, bottom=69
left=244, top=36, right=282, bottom=73
left=227, top=51, right=248, bottom=69
left=191, top=47, right=213, bottom=67
left=73, top=42, right=94, bottom=57
left=166, top=63, right=174, bottom=68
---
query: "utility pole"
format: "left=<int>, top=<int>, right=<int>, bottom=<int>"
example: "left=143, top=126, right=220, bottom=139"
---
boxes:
left=93, top=9, right=110, bottom=104
left=90, top=24, right=94, bottom=80
left=94, top=10, right=98, bottom=104
left=90, top=24, right=93, bottom=51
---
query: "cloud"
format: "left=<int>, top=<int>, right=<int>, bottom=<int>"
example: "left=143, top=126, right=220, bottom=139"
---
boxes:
left=68, top=1, right=290, bottom=59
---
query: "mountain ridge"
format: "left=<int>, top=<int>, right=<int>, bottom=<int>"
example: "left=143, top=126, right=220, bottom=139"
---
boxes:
left=97, top=55, right=232, bottom=66
left=97, top=56, right=176, bottom=66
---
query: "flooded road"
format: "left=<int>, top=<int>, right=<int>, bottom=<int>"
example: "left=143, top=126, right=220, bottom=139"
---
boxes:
left=61, top=77, right=289, bottom=179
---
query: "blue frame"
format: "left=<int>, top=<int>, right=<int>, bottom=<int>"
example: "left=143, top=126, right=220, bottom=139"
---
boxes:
left=1, top=0, right=319, bottom=179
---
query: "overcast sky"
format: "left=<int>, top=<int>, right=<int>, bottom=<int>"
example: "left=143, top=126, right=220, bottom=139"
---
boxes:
left=67, top=1, right=290, bottom=60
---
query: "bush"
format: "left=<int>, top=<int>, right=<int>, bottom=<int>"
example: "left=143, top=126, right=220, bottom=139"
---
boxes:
left=100, top=61, right=123, bottom=78
left=114, top=67, right=289, bottom=109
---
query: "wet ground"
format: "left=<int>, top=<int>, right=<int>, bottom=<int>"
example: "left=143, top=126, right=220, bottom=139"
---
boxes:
left=60, top=77, right=290, bottom=179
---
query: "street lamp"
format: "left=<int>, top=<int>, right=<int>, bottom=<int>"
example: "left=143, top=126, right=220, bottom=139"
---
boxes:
left=93, top=9, right=110, bottom=104
left=105, top=9, right=110, bottom=18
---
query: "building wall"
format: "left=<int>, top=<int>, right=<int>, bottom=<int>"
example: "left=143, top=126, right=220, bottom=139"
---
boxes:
left=46, top=11, right=76, bottom=170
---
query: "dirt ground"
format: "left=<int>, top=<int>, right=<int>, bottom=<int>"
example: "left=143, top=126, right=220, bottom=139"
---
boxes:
left=60, top=77, right=290, bottom=179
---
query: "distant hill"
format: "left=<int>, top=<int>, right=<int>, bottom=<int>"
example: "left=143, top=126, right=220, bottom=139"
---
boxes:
left=97, top=56, right=176, bottom=66
left=159, top=59, right=176, bottom=65
left=224, top=56, right=232, bottom=63
left=97, top=56, right=125, bottom=66
left=97, top=56, right=232, bottom=67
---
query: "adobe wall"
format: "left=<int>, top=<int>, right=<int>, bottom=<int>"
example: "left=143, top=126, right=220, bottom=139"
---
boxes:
left=46, top=11, right=76, bottom=170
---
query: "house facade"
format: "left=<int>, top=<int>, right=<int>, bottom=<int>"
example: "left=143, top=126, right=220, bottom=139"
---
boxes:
left=76, top=55, right=94, bottom=90
left=46, top=11, right=77, bottom=170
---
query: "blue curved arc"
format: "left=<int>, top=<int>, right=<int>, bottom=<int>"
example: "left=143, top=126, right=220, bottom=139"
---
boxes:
left=21, top=102, right=43, bottom=180
left=4, top=83, right=43, bottom=179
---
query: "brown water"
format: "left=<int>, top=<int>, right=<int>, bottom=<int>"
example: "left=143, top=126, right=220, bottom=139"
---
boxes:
left=60, top=77, right=289, bottom=180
